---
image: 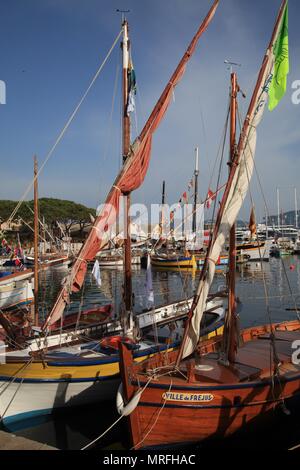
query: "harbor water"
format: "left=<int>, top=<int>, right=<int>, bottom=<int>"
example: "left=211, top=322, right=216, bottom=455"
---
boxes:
left=2, top=256, right=300, bottom=450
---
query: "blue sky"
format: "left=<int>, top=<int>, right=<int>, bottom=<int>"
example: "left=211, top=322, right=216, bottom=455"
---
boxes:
left=0, top=0, right=299, bottom=222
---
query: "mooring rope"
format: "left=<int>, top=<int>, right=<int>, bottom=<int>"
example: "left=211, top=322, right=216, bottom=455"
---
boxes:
left=6, top=28, right=123, bottom=225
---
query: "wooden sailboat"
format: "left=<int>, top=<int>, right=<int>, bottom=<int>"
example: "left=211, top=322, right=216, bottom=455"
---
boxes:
left=0, top=159, right=39, bottom=313
left=0, top=1, right=224, bottom=427
left=151, top=150, right=231, bottom=270
left=0, top=270, right=34, bottom=310
left=118, top=1, right=300, bottom=450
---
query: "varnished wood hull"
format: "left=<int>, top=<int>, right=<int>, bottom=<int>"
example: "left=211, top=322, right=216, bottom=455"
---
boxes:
left=130, top=376, right=300, bottom=448
left=119, top=320, right=300, bottom=449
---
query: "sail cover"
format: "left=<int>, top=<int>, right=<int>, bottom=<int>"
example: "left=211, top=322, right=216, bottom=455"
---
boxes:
left=182, top=0, right=288, bottom=358
left=43, top=1, right=219, bottom=329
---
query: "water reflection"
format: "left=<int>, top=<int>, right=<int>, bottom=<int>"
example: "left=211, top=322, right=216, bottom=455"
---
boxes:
left=4, top=256, right=300, bottom=449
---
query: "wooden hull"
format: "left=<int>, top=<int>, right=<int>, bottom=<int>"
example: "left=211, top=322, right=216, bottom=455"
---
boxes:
left=25, top=256, right=71, bottom=269
left=197, top=255, right=228, bottom=267
left=151, top=255, right=197, bottom=269
left=0, top=270, right=34, bottom=309
left=129, top=376, right=300, bottom=448
left=98, top=256, right=140, bottom=266
left=119, top=320, right=300, bottom=449
left=0, top=306, right=224, bottom=426
left=48, top=304, right=112, bottom=331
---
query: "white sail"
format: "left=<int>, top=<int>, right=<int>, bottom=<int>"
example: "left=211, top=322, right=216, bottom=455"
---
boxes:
left=182, top=3, right=287, bottom=358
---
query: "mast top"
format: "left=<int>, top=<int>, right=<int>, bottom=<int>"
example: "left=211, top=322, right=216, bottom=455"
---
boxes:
left=116, top=9, right=130, bottom=24
left=224, top=59, right=241, bottom=74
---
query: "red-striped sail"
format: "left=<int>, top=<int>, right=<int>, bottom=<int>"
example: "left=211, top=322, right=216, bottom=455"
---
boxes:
left=43, top=0, right=219, bottom=329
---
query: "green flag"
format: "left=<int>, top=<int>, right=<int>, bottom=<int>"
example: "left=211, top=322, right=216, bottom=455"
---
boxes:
left=268, top=3, right=289, bottom=111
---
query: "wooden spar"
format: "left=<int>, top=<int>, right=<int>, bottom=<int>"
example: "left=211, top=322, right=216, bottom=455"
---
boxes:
left=175, top=0, right=287, bottom=367
left=42, top=216, right=46, bottom=254
left=33, top=156, right=39, bottom=326
left=41, top=1, right=220, bottom=330
left=192, top=147, right=199, bottom=234
left=227, top=71, right=237, bottom=363
left=122, top=19, right=132, bottom=316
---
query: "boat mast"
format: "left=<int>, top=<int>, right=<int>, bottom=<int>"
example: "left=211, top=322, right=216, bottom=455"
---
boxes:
left=41, top=0, right=220, bottom=331
left=159, top=180, right=166, bottom=237
left=277, top=187, right=280, bottom=229
left=295, top=187, right=298, bottom=229
left=175, top=0, right=287, bottom=366
left=122, top=18, right=133, bottom=324
left=192, top=147, right=199, bottom=234
left=227, top=71, right=238, bottom=363
left=33, top=155, right=39, bottom=326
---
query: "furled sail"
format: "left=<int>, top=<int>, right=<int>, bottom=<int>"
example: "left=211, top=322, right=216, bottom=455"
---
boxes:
left=42, top=0, right=220, bottom=329
left=181, top=0, right=288, bottom=359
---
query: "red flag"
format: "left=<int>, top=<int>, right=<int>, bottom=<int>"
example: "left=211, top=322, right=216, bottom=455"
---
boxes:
left=14, top=257, right=25, bottom=270
left=182, top=191, right=188, bottom=203
left=206, top=188, right=215, bottom=209
left=248, top=206, right=256, bottom=238
left=204, top=230, right=210, bottom=245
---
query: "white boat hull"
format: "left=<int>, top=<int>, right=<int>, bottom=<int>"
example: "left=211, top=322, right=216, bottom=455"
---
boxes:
left=98, top=256, right=140, bottom=267
left=0, top=377, right=120, bottom=428
left=0, top=298, right=225, bottom=426
left=0, top=279, right=34, bottom=309
left=238, top=239, right=272, bottom=261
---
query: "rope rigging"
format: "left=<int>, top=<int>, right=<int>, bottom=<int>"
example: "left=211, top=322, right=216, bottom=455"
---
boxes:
left=5, top=28, right=123, bottom=227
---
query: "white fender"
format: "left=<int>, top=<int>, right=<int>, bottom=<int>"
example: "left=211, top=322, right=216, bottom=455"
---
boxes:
left=116, top=383, right=142, bottom=416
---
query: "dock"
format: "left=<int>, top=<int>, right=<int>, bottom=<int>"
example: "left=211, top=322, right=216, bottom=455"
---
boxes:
left=0, top=430, right=57, bottom=450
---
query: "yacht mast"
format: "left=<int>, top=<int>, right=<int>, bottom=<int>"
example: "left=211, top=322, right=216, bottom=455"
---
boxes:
left=159, top=180, right=166, bottom=237
left=192, top=147, right=199, bottom=234
left=227, top=72, right=238, bottom=363
left=33, top=156, right=39, bottom=326
left=121, top=18, right=133, bottom=329
left=295, top=187, right=298, bottom=229
left=277, top=187, right=280, bottom=229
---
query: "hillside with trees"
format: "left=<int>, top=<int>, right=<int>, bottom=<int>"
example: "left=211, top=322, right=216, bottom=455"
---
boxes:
left=0, top=198, right=96, bottom=241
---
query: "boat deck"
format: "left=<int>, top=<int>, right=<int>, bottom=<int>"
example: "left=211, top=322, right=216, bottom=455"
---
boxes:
left=134, top=327, right=300, bottom=387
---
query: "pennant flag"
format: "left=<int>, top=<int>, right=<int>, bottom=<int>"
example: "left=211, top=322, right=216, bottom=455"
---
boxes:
left=268, top=3, right=289, bottom=111
left=145, top=254, right=154, bottom=308
left=188, top=179, right=194, bottom=191
left=179, top=191, right=188, bottom=205
left=14, top=257, right=25, bottom=270
left=248, top=206, right=257, bottom=238
left=126, top=60, right=137, bottom=115
left=170, top=210, right=175, bottom=231
left=203, top=229, right=210, bottom=246
left=92, top=259, right=102, bottom=287
left=205, top=188, right=216, bottom=209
